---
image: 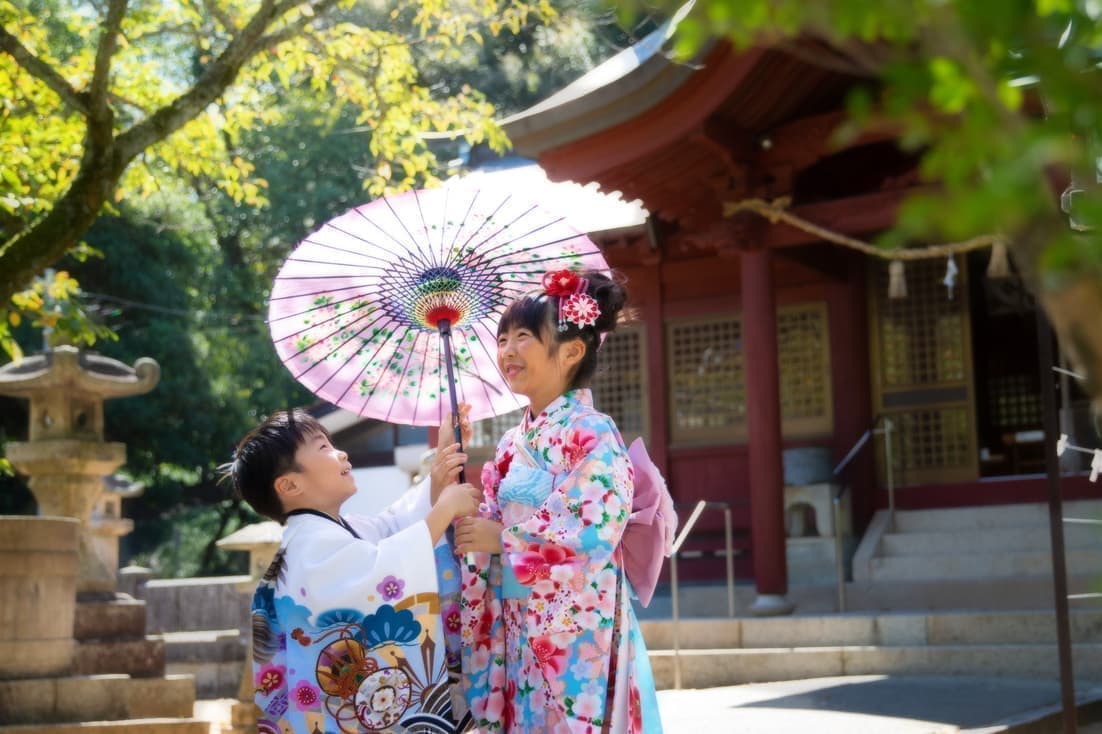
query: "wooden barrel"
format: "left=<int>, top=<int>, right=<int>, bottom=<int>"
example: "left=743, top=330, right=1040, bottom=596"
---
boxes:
left=0, top=516, right=79, bottom=679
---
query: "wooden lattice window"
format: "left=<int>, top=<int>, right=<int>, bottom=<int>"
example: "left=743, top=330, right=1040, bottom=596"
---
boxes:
left=667, top=303, right=833, bottom=446
left=876, top=259, right=967, bottom=388
left=884, top=407, right=973, bottom=474
left=777, top=303, right=833, bottom=436
left=988, top=374, right=1042, bottom=431
left=667, top=315, right=746, bottom=444
left=869, top=258, right=978, bottom=486
left=592, top=327, right=647, bottom=442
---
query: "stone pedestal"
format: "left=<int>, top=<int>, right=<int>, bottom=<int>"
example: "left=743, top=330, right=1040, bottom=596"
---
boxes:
left=0, top=516, right=79, bottom=679
left=0, top=349, right=205, bottom=731
left=783, top=482, right=852, bottom=585
left=6, top=441, right=126, bottom=593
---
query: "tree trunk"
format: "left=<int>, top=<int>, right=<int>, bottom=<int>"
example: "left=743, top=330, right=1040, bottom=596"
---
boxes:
left=1007, top=211, right=1102, bottom=414
left=1040, top=276, right=1102, bottom=412
left=0, top=141, right=126, bottom=302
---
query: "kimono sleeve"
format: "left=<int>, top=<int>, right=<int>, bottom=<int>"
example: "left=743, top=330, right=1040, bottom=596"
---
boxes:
left=344, top=476, right=432, bottom=542
left=288, top=516, right=438, bottom=612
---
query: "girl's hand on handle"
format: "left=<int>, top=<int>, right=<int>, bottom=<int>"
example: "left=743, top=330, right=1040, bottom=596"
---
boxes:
left=454, top=516, right=505, bottom=554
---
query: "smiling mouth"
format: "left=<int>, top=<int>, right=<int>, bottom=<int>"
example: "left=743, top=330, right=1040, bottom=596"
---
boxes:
left=504, top=365, right=522, bottom=379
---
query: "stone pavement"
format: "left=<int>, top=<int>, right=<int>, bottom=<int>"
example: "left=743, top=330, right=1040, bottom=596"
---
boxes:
left=195, top=675, right=1102, bottom=732
left=656, top=676, right=1102, bottom=733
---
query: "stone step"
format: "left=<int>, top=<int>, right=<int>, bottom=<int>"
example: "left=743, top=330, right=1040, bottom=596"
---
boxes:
left=143, top=577, right=250, bottom=634
left=0, top=719, right=210, bottom=734
left=74, top=597, right=148, bottom=641
left=0, top=674, right=195, bottom=725
left=869, top=548, right=1102, bottom=581
left=636, top=574, right=1102, bottom=618
left=647, top=642, right=1102, bottom=689
left=162, top=629, right=244, bottom=663
left=892, top=501, right=1102, bottom=532
left=74, top=637, right=166, bottom=677
left=167, top=661, right=243, bottom=700
left=162, top=629, right=246, bottom=699
left=639, top=609, right=1102, bottom=650
left=880, top=525, right=1102, bottom=557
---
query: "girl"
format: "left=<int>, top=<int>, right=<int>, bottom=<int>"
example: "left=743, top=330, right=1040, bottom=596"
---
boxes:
left=455, top=269, right=662, bottom=732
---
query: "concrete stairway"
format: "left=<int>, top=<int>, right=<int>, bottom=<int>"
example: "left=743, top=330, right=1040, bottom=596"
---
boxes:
left=853, top=500, right=1102, bottom=585
left=641, top=608, right=1102, bottom=689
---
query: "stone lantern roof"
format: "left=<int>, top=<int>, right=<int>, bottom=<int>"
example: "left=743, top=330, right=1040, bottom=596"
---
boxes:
left=0, top=345, right=159, bottom=441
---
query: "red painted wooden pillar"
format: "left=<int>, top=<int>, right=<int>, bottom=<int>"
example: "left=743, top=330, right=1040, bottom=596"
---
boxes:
left=741, top=246, right=793, bottom=615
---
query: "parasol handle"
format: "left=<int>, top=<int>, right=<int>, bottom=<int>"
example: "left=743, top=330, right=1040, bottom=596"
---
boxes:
left=438, top=318, right=477, bottom=572
left=437, top=318, right=466, bottom=484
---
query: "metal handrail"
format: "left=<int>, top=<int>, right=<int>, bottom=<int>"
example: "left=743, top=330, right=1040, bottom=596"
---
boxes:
left=669, top=499, right=735, bottom=689
left=831, top=415, right=896, bottom=612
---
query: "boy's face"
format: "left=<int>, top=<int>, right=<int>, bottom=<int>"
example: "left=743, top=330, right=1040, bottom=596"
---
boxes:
left=277, top=430, right=356, bottom=515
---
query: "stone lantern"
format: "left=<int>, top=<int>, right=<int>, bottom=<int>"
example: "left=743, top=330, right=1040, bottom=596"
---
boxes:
left=0, top=345, right=159, bottom=594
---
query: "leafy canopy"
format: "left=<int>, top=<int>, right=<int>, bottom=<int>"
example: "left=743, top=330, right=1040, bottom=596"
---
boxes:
left=0, top=0, right=553, bottom=304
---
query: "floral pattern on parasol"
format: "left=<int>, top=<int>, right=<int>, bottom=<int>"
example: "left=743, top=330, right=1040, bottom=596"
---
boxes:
left=268, top=184, right=609, bottom=426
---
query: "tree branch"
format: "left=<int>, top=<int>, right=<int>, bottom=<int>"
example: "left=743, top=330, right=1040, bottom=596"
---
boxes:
left=258, top=0, right=342, bottom=48
left=0, top=26, right=90, bottom=115
left=89, top=0, right=129, bottom=118
left=115, top=0, right=285, bottom=159
left=199, top=0, right=237, bottom=33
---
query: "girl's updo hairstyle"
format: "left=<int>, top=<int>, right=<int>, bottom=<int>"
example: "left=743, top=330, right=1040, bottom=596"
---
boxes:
left=497, top=269, right=628, bottom=390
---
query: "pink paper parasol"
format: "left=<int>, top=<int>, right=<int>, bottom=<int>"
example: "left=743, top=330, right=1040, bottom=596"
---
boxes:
left=268, top=184, right=609, bottom=433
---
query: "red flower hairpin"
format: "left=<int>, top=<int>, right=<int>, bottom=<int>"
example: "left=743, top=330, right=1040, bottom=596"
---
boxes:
left=542, top=269, right=599, bottom=331
left=542, top=270, right=583, bottom=296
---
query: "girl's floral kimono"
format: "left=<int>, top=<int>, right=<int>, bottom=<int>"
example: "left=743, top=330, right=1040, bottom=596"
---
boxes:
left=460, top=389, right=662, bottom=733
left=251, top=481, right=469, bottom=734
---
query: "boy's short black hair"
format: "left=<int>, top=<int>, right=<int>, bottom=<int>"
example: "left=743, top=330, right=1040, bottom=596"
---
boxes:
left=222, top=409, right=330, bottom=523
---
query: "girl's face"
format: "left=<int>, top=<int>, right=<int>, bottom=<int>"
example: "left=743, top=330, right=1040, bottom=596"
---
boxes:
left=497, top=324, right=572, bottom=416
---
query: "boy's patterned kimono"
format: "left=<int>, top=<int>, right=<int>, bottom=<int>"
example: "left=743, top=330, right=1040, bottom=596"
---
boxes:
left=459, top=389, right=662, bottom=733
left=251, top=480, right=468, bottom=733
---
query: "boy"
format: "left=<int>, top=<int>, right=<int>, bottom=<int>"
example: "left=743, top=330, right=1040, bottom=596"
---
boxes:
left=225, top=408, right=478, bottom=733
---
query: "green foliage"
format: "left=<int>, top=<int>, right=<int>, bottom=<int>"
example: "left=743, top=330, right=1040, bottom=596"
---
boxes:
left=128, top=501, right=251, bottom=578
left=0, top=270, right=116, bottom=361
left=418, top=0, right=658, bottom=116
